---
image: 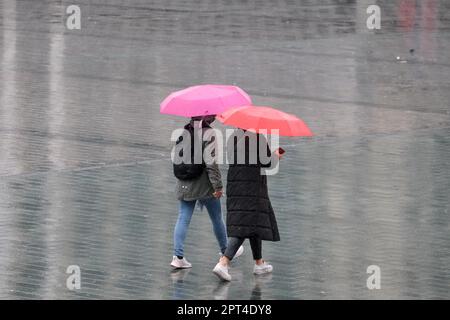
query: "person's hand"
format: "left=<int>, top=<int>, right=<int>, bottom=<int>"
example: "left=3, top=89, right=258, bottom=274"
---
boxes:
left=274, top=147, right=285, bottom=159
left=213, top=189, right=223, bottom=198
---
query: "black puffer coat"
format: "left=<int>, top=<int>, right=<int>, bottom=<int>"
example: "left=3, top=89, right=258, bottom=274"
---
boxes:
left=226, top=133, right=280, bottom=241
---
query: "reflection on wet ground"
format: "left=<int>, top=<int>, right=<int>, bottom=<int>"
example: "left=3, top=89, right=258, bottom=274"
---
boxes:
left=0, top=0, right=449, bottom=299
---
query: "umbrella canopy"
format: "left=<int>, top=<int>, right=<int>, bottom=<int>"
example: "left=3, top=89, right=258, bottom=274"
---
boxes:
left=160, top=84, right=251, bottom=117
left=217, top=105, right=313, bottom=137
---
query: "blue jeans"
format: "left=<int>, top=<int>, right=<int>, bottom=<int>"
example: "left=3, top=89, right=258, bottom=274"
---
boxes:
left=174, top=197, right=227, bottom=257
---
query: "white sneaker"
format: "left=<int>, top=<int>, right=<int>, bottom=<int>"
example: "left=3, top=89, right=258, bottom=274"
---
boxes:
left=234, top=245, right=244, bottom=259
left=253, top=261, right=273, bottom=275
left=171, top=256, right=192, bottom=269
left=213, top=262, right=232, bottom=281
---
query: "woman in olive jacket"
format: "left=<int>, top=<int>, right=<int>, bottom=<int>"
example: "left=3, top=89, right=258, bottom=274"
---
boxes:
left=171, top=116, right=244, bottom=269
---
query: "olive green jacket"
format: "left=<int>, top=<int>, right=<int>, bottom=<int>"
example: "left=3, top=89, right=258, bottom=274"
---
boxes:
left=175, top=128, right=223, bottom=201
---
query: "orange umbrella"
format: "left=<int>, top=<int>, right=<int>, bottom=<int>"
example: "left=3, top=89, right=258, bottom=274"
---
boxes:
left=217, top=106, right=313, bottom=137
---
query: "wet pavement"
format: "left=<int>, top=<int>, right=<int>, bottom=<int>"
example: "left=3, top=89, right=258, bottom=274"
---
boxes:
left=0, top=0, right=449, bottom=299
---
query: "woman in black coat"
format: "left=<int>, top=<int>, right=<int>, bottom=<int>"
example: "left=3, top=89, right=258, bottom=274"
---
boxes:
left=213, top=130, right=282, bottom=281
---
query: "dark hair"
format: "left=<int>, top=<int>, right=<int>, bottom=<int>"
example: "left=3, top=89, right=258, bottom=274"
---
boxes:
left=191, top=115, right=216, bottom=121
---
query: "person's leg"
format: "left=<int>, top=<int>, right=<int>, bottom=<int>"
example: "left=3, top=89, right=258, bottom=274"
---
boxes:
left=202, top=197, right=228, bottom=254
left=250, top=236, right=273, bottom=274
left=214, top=237, right=244, bottom=281
left=173, top=200, right=196, bottom=258
left=249, top=236, right=263, bottom=264
left=222, top=237, right=245, bottom=263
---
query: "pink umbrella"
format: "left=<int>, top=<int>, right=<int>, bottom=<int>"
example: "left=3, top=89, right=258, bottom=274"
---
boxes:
left=160, top=84, right=252, bottom=117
